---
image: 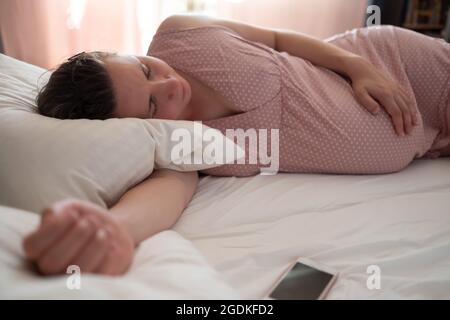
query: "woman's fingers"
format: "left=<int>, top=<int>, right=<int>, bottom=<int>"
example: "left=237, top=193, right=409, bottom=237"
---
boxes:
left=93, top=225, right=133, bottom=276
left=352, top=69, right=419, bottom=135
left=378, top=94, right=405, bottom=136
left=93, top=227, right=121, bottom=276
left=357, top=89, right=381, bottom=115
left=395, top=94, right=413, bottom=135
left=25, top=198, right=134, bottom=276
left=70, top=228, right=109, bottom=273
left=399, top=89, right=419, bottom=126
left=23, top=208, right=78, bottom=260
left=36, top=218, right=97, bottom=275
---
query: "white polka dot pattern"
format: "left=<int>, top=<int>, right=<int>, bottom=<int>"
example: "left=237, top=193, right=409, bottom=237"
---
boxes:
left=148, top=25, right=450, bottom=177
left=149, top=25, right=281, bottom=114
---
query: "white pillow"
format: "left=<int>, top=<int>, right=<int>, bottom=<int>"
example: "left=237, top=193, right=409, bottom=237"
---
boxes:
left=0, top=205, right=240, bottom=299
left=0, top=54, right=243, bottom=213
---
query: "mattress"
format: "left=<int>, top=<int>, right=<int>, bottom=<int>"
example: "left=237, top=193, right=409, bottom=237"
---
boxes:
left=176, top=157, right=450, bottom=299
left=2, top=157, right=448, bottom=299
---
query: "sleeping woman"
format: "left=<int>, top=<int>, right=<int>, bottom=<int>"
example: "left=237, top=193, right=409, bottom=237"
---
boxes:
left=24, top=14, right=450, bottom=276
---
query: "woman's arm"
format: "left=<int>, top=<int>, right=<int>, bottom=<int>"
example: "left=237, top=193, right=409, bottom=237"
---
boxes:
left=158, top=14, right=358, bottom=78
left=159, top=14, right=418, bottom=136
left=110, top=169, right=198, bottom=246
left=23, top=169, right=198, bottom=275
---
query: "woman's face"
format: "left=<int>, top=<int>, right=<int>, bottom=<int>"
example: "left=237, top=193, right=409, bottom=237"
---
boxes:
left=103, top=53, right=192, bottom=120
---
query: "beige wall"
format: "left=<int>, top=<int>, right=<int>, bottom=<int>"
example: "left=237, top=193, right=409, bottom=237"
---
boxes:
left=0, top=0, right=143, bottom=69
left=0, top=0, right=367, bottom=69
left=217, top=0, right=367, bottom=39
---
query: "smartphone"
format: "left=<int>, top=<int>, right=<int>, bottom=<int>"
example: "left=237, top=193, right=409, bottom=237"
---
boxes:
left=266, top=258, right=338, bottom=300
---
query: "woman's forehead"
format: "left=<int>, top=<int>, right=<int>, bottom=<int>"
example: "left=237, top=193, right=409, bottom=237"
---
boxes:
left=104, top=55, right=145, bottom=104
left=105, top=55, right=143, bottom=81
left=105, top=53, right=140, bottom=65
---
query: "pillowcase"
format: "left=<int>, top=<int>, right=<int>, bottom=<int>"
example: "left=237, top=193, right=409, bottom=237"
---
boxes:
left=0, top=205, right=240, bottom=299
left=0, top=53, right=243, bottom=214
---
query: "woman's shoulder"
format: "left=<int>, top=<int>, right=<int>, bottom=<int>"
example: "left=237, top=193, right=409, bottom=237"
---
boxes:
left=148, top=15, right=241, bottom=57
left=156, top=14, right=204, bottom=33
left=153, top=14, right=239, bottom=38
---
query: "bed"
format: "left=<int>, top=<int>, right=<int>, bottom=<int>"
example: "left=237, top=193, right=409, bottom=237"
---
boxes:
left=0, top=52, right=449, bottom=300
left=178, top=159, right=450, bottom=299
left=1, top=157, right=449, bottom=299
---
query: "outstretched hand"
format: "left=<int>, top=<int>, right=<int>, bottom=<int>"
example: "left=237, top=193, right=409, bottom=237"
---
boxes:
left=349, top=57, right=419, bottom=136
left=23, top=199, right=135, bottom=276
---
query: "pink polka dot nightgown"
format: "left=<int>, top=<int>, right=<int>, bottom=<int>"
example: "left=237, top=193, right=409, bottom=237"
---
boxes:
left=148, top=25, right=450, bottom=177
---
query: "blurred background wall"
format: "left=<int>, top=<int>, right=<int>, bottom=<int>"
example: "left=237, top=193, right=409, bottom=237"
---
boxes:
left=365, top=0, right=449, bottom=39
left=0, top=0, right=366, bottom=69
left=2, top=0, right=448, bottom=70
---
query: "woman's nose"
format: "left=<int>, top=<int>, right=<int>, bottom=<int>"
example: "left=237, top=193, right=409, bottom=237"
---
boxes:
left=152, top=75, right=178, bottom=101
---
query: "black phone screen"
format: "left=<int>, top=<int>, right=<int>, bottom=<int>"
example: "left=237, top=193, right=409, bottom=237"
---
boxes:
left=269, top=262, right=334, bottom=300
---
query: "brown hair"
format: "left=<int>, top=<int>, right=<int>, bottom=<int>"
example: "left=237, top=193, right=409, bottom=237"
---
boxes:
left=36, top=51, right=117, bottom=120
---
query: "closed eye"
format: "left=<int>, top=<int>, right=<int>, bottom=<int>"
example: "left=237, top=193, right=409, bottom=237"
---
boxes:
left=141, top=64, right=151, bottom=79
left=141, top=63, right=157, bottom=117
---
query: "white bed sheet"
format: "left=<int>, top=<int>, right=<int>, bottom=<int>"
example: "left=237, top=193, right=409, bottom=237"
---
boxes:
left=0, top=158, right=448, bottom=299
left=175, top=158, right=450, bottom=299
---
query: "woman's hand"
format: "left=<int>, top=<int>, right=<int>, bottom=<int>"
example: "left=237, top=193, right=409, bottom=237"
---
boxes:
left=347, top=57, right=419, bottom=136
left=23, top=199, right=135, bottom=276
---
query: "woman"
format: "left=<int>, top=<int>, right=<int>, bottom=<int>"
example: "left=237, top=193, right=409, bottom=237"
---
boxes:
left=24, top=14, right=450, bottom=276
